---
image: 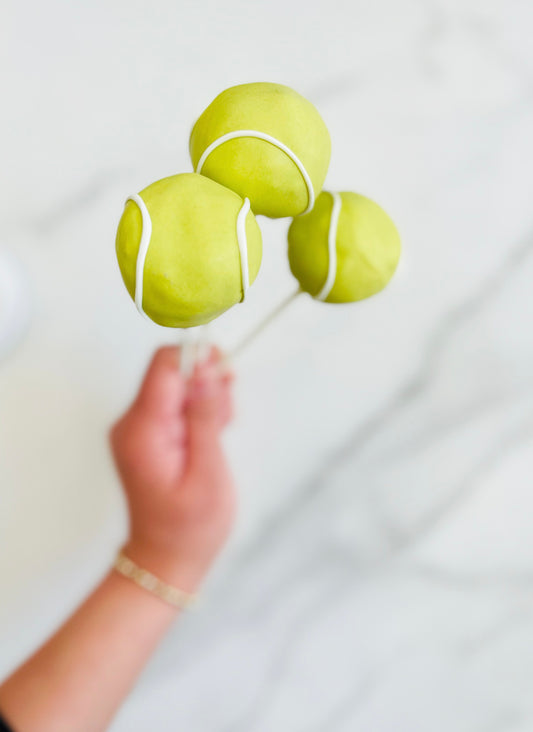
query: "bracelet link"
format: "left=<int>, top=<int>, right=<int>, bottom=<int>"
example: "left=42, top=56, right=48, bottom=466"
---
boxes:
left=114, top=551, right=196, bottom=610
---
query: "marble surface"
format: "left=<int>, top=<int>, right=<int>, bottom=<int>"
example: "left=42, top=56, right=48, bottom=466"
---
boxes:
left=2, top=0, right=533, bottom=729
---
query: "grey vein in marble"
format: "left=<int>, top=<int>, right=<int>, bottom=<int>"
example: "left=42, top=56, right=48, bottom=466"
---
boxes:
left=231, top=226, right=533, bottom=578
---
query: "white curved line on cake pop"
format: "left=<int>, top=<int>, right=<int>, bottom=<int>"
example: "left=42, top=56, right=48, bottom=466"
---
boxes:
left=315, top=191, right=342, bottom=302
left=236, top=197, right=251, bottom=301
left=126, top=194, right=153, bottom=319
left=195, top=130, right=315, bottom=214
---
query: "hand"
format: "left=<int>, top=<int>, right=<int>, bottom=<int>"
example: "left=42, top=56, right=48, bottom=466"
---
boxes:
left=110, top=346, right=235, bottom=593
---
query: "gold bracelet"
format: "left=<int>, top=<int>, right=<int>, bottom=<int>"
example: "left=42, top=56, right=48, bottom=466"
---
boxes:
left=114, top=551, right=196, bottom=610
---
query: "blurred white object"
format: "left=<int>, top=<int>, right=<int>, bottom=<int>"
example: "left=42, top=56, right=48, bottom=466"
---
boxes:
left=0, top=250, right=32, bottom=360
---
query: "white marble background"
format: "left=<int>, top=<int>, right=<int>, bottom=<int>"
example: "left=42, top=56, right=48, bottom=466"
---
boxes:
left=1, top=0, right=533, bottom=729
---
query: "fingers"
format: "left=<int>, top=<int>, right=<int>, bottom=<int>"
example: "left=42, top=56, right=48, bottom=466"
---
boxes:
left=217, top=370, right=234, bottom=428
left=135, top=346, right=185, bottom=418
left=184, top=351, right=234, bottom=457
left=132, top=343, right=233, bottom=429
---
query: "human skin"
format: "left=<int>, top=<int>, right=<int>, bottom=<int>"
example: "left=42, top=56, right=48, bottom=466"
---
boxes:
left=0, top=345, right=235, bottom=732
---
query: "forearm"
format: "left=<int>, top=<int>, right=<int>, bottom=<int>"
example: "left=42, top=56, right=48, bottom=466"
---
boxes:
left=0, top=567, right=179, bottom=732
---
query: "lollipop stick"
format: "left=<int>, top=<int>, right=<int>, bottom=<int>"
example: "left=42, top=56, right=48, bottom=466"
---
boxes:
left=196, top=324, right=211, bottom=363
left=180, top=330, right=196, bottom=379
left=230, top=286, right=301, bottom=358
left=179, top=325, right=212, bottom=378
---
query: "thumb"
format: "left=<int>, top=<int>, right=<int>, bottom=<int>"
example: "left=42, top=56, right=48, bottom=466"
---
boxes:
left=135, top=346, right=185, bottom=418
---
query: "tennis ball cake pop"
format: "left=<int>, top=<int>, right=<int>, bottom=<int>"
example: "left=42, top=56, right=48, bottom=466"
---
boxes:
left=116, top=173, right=262, bottom=328
left=288, top=191, right=401, bottom=303
left=189, top=82, right=331, bottom=219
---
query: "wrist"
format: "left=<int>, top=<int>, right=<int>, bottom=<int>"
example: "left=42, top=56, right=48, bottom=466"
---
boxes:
left=122, top=539, right=208, bottom=594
